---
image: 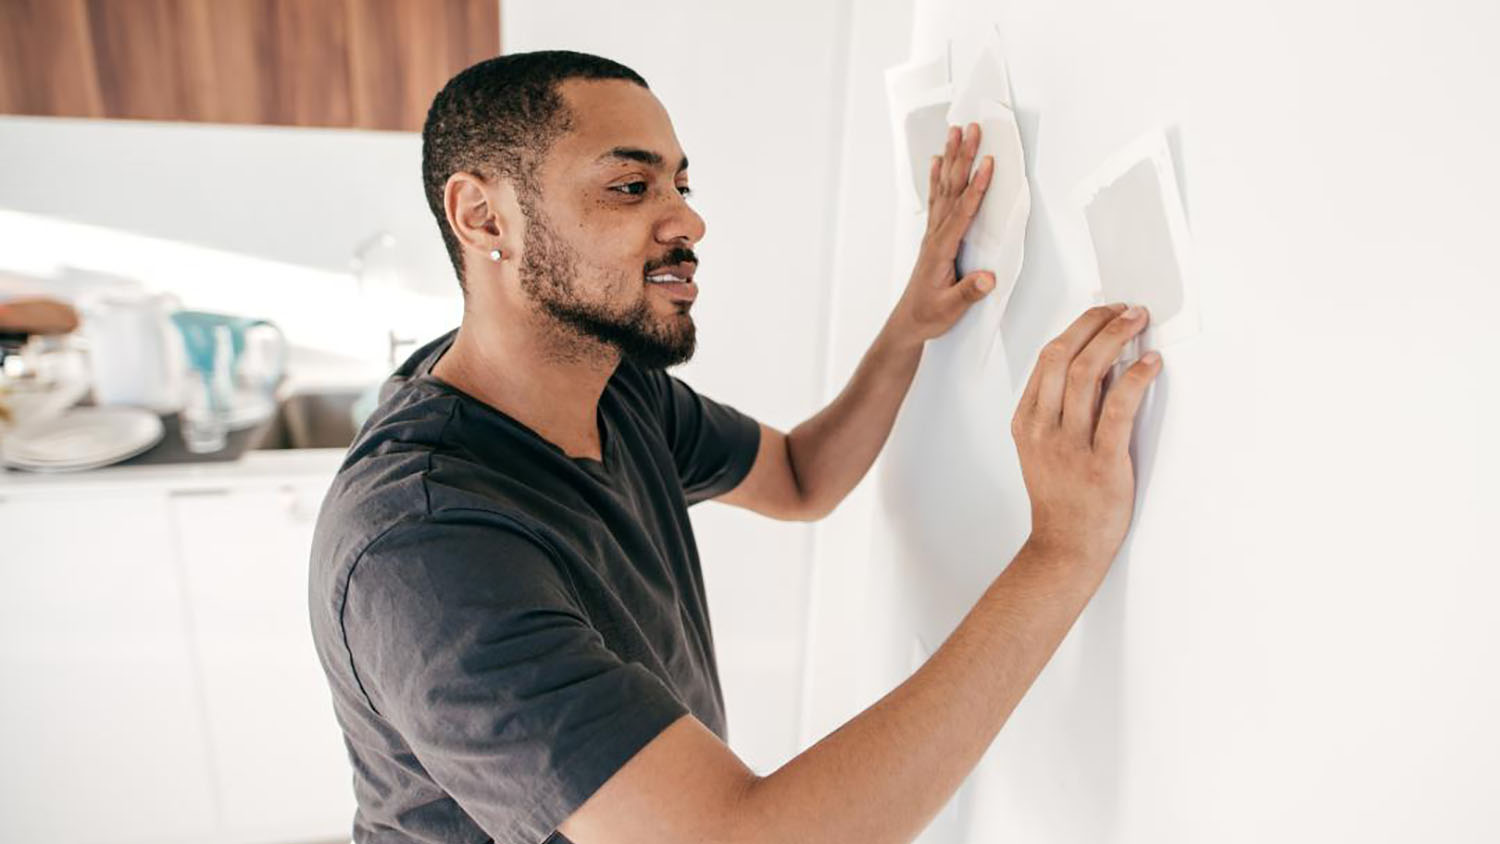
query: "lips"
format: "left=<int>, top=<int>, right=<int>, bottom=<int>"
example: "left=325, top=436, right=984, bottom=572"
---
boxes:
left=647, top=279, right=697, bottom=303
left=645, top=261, right=698, bottom=303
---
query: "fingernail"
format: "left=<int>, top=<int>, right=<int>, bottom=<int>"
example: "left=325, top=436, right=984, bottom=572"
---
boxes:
left=976, top=275, right=995, bottom=292
left=1122, top=304, right=1143, bottom=319
left=1109, top=302, right=1128, bottom=312
left=1142, top=351, right=1160, bottom=365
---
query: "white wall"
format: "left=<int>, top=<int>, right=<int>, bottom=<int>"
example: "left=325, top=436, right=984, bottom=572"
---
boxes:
left=808, top=0, right=1500, bottom=841
left=797, top=0, right=920, bottom=746
left=0, top=116, right=457, bottom=300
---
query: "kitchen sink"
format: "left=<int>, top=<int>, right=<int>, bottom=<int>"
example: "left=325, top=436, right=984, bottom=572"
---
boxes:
left=247, top=388, right=365, bottom=450
left=66, top=386, right=375, bottom=468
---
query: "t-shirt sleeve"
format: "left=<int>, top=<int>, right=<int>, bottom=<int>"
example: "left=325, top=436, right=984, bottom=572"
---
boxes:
left=647, top=369, right=762, bottom=505
left=342, top=512, right=691, bottom=844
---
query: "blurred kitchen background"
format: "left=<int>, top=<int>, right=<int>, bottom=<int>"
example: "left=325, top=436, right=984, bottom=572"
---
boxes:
left=0, top=2, right=898, bottom=842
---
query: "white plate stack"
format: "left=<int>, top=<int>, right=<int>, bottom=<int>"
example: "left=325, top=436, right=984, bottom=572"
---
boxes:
left=0, top=407, right=165, bottom=472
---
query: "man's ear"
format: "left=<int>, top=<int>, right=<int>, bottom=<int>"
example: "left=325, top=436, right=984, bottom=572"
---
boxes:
left=444, top=172, right=518, bottom=262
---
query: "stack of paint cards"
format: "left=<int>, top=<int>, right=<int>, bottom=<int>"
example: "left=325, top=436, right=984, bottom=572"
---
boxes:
left=885, top=30, right=1032, bottom=369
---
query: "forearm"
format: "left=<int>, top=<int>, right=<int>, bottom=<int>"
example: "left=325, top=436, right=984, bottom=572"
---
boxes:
left=733, top=539, right=1112, bottom=844
left=785, top=314, right=924, bottom=518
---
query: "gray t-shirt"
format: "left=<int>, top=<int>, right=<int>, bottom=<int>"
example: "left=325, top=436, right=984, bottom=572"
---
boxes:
left=308, top=329, right=761, bottom=844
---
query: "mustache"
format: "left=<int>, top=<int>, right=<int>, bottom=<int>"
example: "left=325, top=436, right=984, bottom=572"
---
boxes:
left=643, top=246, right=698, bottom=274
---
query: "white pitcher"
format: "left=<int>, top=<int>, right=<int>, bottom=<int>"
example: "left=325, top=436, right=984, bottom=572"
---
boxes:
left=79, top=289, right=185, bottom=412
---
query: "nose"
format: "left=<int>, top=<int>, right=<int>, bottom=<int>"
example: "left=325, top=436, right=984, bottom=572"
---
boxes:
left=657, top=190, right=706, bottom=246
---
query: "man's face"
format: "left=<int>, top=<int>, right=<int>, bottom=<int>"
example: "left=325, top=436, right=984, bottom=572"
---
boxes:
left=514, top=79, right=705, bottom=369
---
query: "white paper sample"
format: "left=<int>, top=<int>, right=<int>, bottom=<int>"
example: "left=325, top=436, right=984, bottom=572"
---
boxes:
left=951, top=99, right=1029, bottom=254
left=885, top=33, right=1033, bottom=369
left=944, top=37, right=1031, bottom=368
left=884, top=48, right=953, bottom=212
left=954, top=223, right=1026, bottom=368
left=949, top=33, right=1014, bottom=113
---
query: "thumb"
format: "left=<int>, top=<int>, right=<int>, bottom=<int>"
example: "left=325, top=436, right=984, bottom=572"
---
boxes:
left=949, top=271, right=996, bottom=308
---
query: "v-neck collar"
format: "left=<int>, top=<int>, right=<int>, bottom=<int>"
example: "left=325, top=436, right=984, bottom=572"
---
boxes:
left=568, top=401, right=617, bottom=482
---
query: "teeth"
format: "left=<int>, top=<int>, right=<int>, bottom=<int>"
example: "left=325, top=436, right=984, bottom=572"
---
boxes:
left=646, top=273, right=686, bottom=283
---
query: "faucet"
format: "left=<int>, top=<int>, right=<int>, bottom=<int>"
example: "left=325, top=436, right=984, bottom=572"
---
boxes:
left=351, top=231, right=414, bottom=369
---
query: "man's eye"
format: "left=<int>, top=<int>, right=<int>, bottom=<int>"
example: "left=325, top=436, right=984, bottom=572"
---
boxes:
left=612, top=182, right=693, bottom=199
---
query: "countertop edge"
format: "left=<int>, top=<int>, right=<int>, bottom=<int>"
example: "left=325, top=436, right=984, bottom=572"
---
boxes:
left=0, top=448, right=346, bottom=496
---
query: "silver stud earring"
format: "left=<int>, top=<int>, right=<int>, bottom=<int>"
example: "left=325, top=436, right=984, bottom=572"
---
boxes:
left=489, top=248, right=503, bottom=262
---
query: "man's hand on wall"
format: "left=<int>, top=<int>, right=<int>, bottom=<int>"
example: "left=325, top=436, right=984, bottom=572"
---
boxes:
left=889, top=122, right=997, bottom=343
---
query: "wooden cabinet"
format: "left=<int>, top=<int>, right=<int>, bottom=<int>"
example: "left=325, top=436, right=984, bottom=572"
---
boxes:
left=0, top=0, right=500, bottom=130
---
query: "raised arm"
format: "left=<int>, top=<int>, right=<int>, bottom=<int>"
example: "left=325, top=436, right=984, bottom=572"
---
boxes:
left=560, top=303, right=1161, bottom=844
left=720, top=123, right=1000, bottom=522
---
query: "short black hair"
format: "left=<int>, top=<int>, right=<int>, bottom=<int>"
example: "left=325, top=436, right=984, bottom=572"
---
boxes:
left=421, top=50, right=650, bottom=290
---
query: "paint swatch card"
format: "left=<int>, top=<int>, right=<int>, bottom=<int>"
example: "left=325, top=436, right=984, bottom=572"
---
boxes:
left=887, top=32, right=1033, bottom=369
left=1073, top=129, right=1202, bottom=367
left=945, top=34, right=1031, bottom=367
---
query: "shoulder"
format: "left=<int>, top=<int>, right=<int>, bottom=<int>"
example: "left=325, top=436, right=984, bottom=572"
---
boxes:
left=313, top=381, right=458, bottom=558
left=310, top=378, right=557, bottom=611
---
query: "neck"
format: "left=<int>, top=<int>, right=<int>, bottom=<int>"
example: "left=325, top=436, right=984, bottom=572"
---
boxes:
left=432, top=308, right=619, bottom=462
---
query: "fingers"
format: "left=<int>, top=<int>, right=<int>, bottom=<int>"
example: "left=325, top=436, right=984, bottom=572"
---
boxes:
left=939, top=125, right=961, bottom=195
left=937, top=154, right=993, bottom=243
left=1059, top=305, right=1151, bottom=444
left=942, top=123, right=981, bottom=199
left=927, top=122, right=991, bottom=252
left=925, top=129, right=961, bottom=227
left=926, top=155, right=942, bottom=213
left=1017, top=304, right=1127, bottom=427
left=1093, top=351, right=1161, bottom=457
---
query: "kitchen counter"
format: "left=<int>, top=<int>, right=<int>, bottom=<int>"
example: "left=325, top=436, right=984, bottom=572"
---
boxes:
left=0, top=342, right=383, bottom=497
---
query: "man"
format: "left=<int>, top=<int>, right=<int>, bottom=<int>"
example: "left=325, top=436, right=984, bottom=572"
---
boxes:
left=310, top=50, right=1160, bottom=844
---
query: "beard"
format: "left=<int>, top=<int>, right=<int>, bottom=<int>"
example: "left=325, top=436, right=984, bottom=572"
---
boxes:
left=515, top=196, right=696, bottom=370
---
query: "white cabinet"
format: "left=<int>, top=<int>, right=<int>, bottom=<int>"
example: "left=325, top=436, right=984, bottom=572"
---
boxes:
left=0, top=492, right=218, bottom=844
left=0, top=452, right=351, bottom=844
left=171, top=481, right=355, bottom=844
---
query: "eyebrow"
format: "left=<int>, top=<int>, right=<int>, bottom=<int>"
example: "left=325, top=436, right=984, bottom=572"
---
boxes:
left=597, top=146, right=689, bottom=173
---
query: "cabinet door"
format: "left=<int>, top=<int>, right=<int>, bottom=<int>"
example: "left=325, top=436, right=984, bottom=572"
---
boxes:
left=0, top=0, right=500, bottom=130
left=0, top=491, right=218, bottom=844
left=170, top=481, right=355, bottom=844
